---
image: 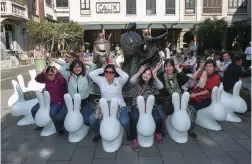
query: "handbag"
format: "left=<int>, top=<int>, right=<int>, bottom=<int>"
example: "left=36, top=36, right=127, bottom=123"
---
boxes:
left=190, top=87, right=206, bottom=103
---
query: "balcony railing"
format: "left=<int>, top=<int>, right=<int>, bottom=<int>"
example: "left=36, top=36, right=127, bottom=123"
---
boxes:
left=1, top=1, right=28, bottom=20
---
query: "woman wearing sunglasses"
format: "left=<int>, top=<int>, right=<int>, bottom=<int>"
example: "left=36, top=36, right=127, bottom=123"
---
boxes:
left=31, top=66, right=67, bottom=135
left=89, top=64, right=130, bottom=143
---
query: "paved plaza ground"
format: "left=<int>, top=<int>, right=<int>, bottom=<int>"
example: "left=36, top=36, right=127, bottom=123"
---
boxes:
left=1, top=65, right=251, bottom=164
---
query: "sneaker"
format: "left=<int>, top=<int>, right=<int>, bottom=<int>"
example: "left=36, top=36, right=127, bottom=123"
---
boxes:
left=57, top=129, right=64, bottom=136
left=131, top=139, right=139, bottom=152
left=35, top=126, right=43, bottom=131
left=93, top=136, right=101, bottom=143
left=155, top=133, right=163, bottom=144
left=189, top=131, right=197, bottom=139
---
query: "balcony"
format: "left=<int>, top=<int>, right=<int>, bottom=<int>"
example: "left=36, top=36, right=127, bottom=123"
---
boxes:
left=0, top=0, right=28, bottom=22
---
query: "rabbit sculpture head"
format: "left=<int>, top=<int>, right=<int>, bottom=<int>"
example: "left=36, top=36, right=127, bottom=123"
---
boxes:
left=171, top=92, right=191, bottom=133
left=64, top=93, right=83, bottom=133
left=137, top=95, right=156, bottom=137
left=100, top=98, right=121, bottom=141
left=35, top=91, right=51, bottom=127
left=231, top=81, right=247, bottom=113
left=17, top=74, right=28, bottom=92
left=11, top=84, right=26, bottom=116
left=8, top=80, right=19, bottom=107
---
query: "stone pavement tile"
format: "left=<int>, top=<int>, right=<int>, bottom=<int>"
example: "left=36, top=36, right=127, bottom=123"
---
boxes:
left=208, top=157, right=236, bottom=164
left=177, top=138, right=203, bottom=154
left=213, top=135, right=245, bottom=152
left=92, top=159, right=117, bottom=164
left=158, top=144, right=185, bottom=164
left=121, top=134, right=131, bottom=145
left=239, top=115, right=251, bottom=123
left=94, top=144, right=116, bottom=158
left=1, top=114, right=19, bottom=130
left=1, top=150, right=13, bottom=159
left=231, top=122, right=251, bottom=137
left=69, top=147, right=95, bottom=164
left=139, top=157, right=163, bottom=164
left=77, top=131, right=97, bottom=147
left=117, top=145, right=139, bottom=164
left=1, top=124, right=20, bottom=142
left=194, top=126, right=215, bottom=142
left=183, top=153, right=212, bottom=164
left=218, top=122, right=249, bottom=139
left=2, top=130, right=27, bottom=150
left=235, top=138, right=251, bottom=153
left=2, top=138, right=41, bottom=163
left=23, top=135, right=61, bottom=164
left=27, top=130, right=44, bottom=139
left=49, top=137, right=77, bottom=161
left=227, top=151, right=251, bottom=164
left=46, top=161, right=69, bottom=164
left=18, top=124, right=37, bottom=131
left=139, top=144, right=160, bottom=157
left=207, top=129, right=228, bottom=138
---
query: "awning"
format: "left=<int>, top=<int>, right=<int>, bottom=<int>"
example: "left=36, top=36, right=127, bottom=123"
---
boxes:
left=0, top=18, right=7, bottom=23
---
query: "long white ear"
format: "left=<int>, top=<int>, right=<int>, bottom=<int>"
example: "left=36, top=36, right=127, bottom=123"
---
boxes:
left=99, top=98, right=109, bottom=118
left=172, top=92, right=180, bottom=112
left=233, top=81, right=241, bottom=97
left=110, top=98, right=119, bottom=118
left=137, top=96, right=145, bottom=114
left=73, top=94, right=81, bottom=111
left=64, top=94, right=73, bottom=112
left=16, top=84, right=24, bottom=100
left=17, top=74, right=26, bottom=89
left=146, top=95, right=155, bottom=114
left=211, top=87, right=218, bottom=103
left=181, top=92, right=190, bottom=111
left=43, top=91, right=50, bottom=110
left=28, top=70, right=32, bottom=80
left=36, top=91, right=44, bottom=108
left=217, top=85, right=223, bottom=102
left=32, top=69, right=37, bottom=79
left=12, top=80, right=19, bottom=93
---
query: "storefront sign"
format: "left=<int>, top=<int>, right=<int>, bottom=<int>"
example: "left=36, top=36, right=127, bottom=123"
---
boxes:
left=96, top=2, right=120, bottom=14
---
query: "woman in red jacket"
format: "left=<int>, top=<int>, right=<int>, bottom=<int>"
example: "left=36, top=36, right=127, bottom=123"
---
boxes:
left=31, top=66, right=67, bottom=135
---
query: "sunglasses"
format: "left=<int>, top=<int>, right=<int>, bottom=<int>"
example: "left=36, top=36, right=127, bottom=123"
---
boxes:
left=104, top=71, right=115, bottom=74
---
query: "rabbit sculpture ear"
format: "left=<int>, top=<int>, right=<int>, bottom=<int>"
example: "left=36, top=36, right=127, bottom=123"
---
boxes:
left=43, top=91, right=50, bottom=110
left=211, top=87, right=218, bottom=103
left=17, top=74, right=26, bottom=90
left=110, top=98, right=119, bottom=118
left=100, top=98, right=109, bottom=118
left=64, top=94, right=73, bottom=112
left=233, top=81, right=242, bottom=97
left=217, top=85, right=223, bottom=102
left=12, top=80, right=19, bottom=93
left=31, top=69, right=37, bottom=79
left=137, top=96, right=145, bottom=114
left=73, top=94, right=81, bottom=111
left=146, top=95, right=155, bottom=114
left=28, top=70, right=32, bottom=79
left=36, top=91, right=44, bottom=108
left=181, top=92, right=190, bottom=111
left=172, top=92, right=180, bottom=112
left=16, top=84, right=24, bottom=100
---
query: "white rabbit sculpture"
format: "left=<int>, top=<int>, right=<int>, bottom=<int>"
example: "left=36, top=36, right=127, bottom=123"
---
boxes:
left=166, top=92, right=191, bottom=143
left=11, top=84, right=38, bottom=126
left=195, top=86, right=227, bottom=131
left=8, top=80, right=19, bottom=107
left=28, top=69, right=45, bottom=92
left=99, top=98, right=123, bottom=153
left=136, top=95, right=156, bottom=147
left=35, top=91, right=56, bottom=136
left=17, top=74, right=29, bottom=92
left=64, top=93, right=89, bottom=143
left=220, top=81, right=247, bottom=122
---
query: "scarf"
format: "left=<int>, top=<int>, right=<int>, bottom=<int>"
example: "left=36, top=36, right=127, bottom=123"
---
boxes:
left=197, top=71, right=208, bottom=88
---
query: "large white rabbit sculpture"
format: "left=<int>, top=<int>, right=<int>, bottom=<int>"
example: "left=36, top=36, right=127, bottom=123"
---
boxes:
left=35, top=91, right=56, bottom=136
left=137, top=95, right=156, bottom=147
left=166, top=92, right=191, bottom=143
left=8, top=80, right=19, bottom=107
left=64, top=93, right=89, bottom=143
left=28, top=69, right=45, bottom=92
left=196, top=86, right=227, bottom=131
left=11, top=84, right=38, bottom=126
left=17, top=74, right=29, bottom=92
left=99, top=98, right=123, bottom=153
left=220, top=81, right=247, bottom=122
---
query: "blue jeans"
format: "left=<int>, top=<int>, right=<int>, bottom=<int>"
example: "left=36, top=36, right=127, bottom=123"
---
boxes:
left=89, top=106, right=130, bottom=136
left=31, top=103, right=64, bottom=131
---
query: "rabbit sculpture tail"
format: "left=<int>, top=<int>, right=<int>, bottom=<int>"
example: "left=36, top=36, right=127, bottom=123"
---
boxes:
left=137, top=95, right=156, bottom=147
left=35, top=91, right=56, bottom=136
left=196, top=86, right=227, bottom=131
left=8, top=80, right=19, bottom=107
left=220, top=81, right=247, bottom=123
left=28, top=69, right=45, bottom=92
left=17, top=74, right=29, bottom=92
left=11, top=84, right=38, bottom=126
left=64, top=93, right=89, bottom=143
left=166, top=92, right=191, bottom=143
left=99, top=98, right=123, bottom=153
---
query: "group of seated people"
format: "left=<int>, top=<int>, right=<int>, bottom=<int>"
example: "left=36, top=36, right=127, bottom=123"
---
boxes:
left=26, top=50, right=251, bottom=153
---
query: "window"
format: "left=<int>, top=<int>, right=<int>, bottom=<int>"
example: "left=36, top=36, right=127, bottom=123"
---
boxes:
left=146, top=0, right=156, bottom=14
left=228, top=0, right=247, bottom=13
left=165, top=0, right=175, bottom=14
left=56, top=0, right=68, bottom=7
left=5, top=24, right=13, bottom=50
left=203, top=0, right=222, bottom=13
left=57, top=17, right=69, bottom=22
left=46, top=0, right=52, bottom=7
left=80, top=0, right=91, bottom=15
left=185, top=0, right=195, bottom=14
left=126, top=0, right=136, bottom=14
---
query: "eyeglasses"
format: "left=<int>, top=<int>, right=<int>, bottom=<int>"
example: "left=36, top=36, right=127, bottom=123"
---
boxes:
left=104, top=71, right=115, bottom=74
